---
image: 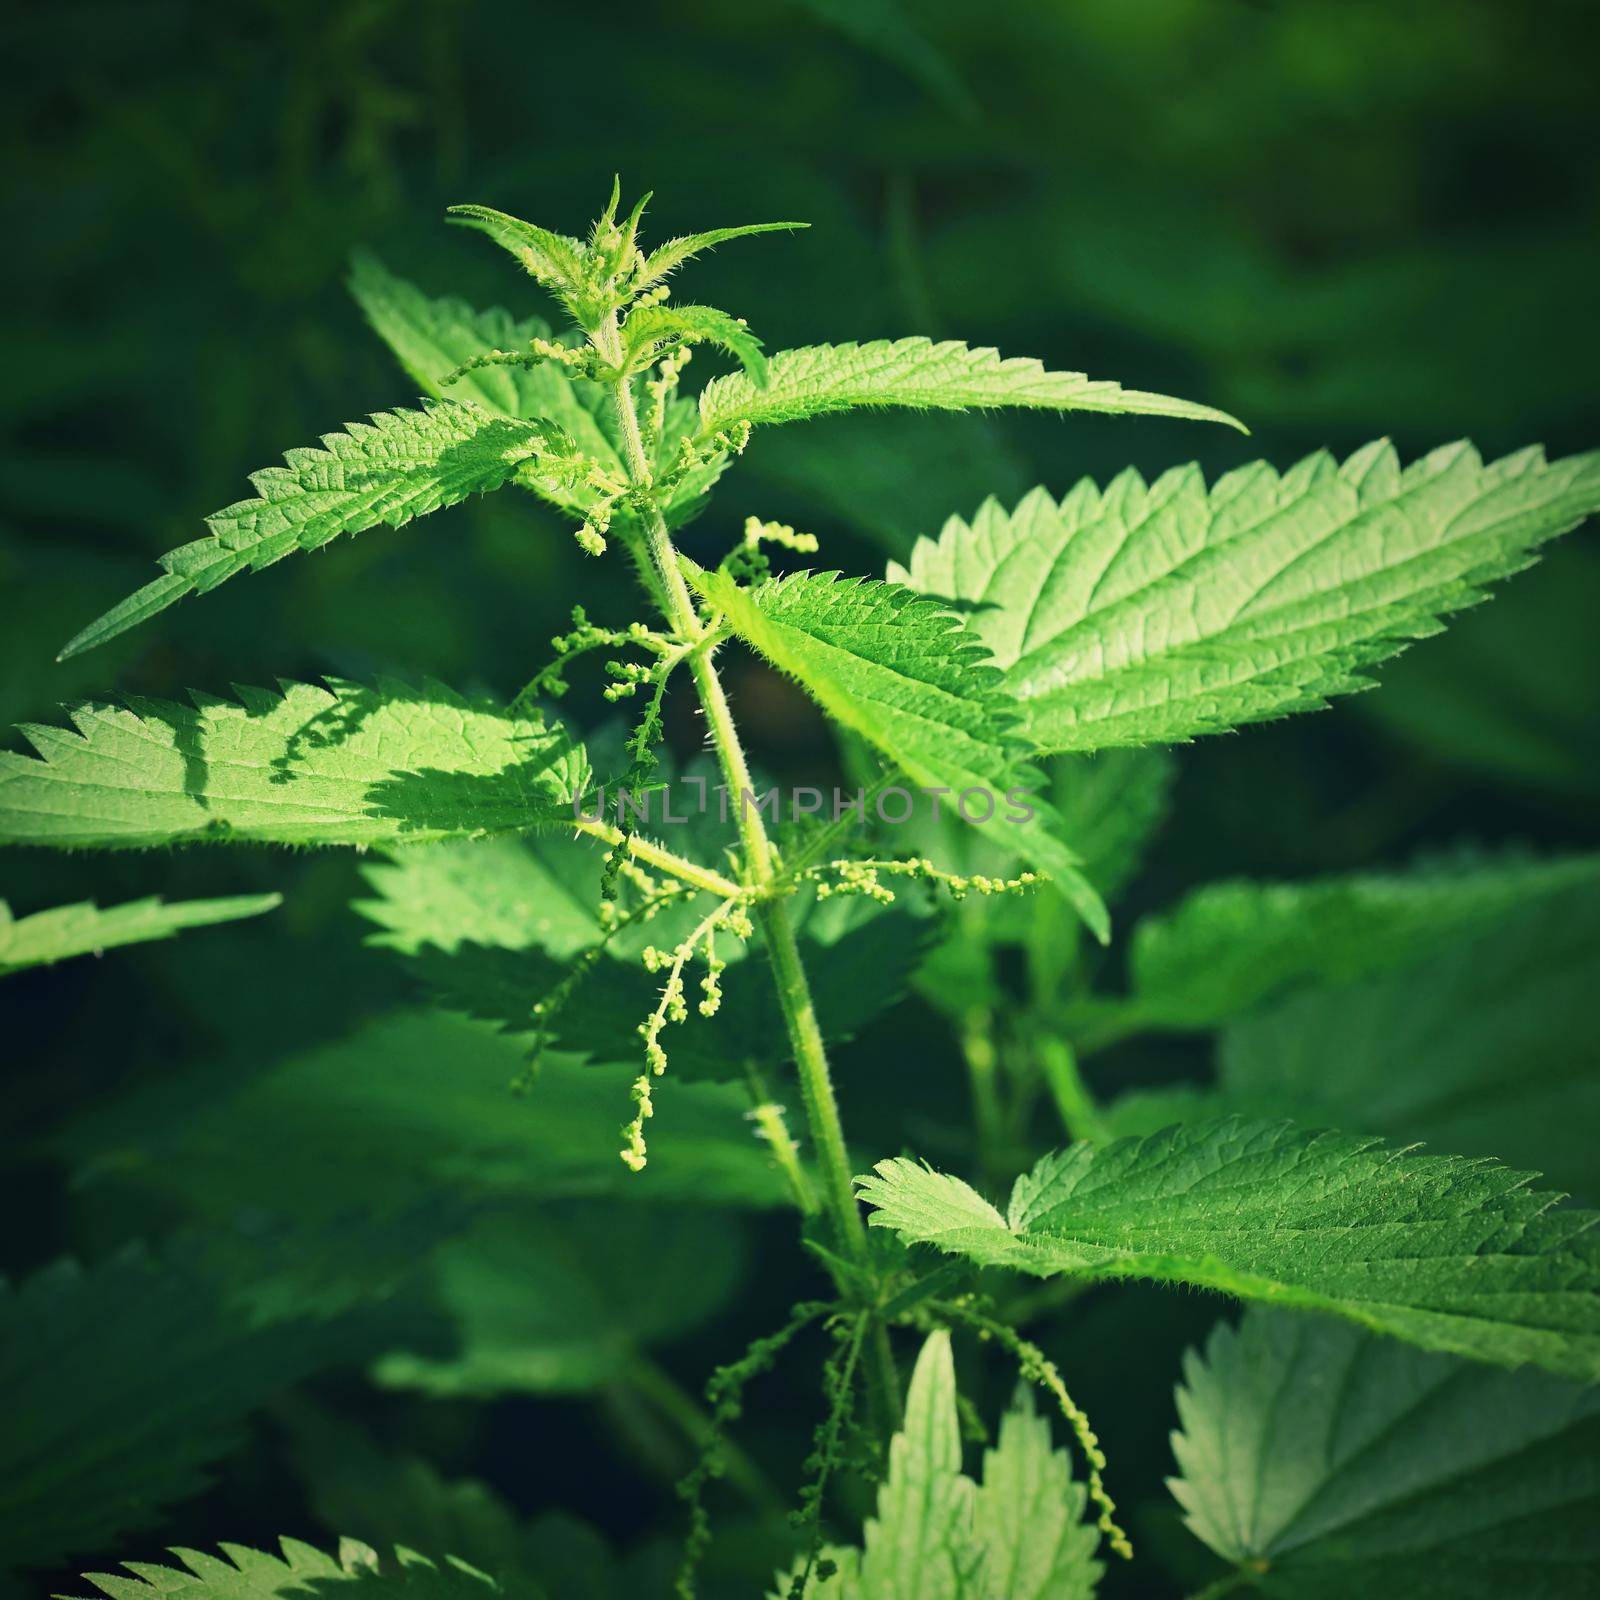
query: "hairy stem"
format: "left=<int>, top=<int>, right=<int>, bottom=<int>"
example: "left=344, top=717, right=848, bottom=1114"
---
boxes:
left=572, top=815, right=740, bottom=899
left=598, top=329, right=900, bottom=1424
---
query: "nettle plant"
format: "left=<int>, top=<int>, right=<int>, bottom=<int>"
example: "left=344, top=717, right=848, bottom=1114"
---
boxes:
left=6, top=184, right=1600, bottom=1599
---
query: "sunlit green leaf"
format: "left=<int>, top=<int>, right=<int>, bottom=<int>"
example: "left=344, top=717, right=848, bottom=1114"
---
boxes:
left=61, top=402, right=581, bottom=658
left=0, top=679, right=587, bottom=850
left=859, top=1118, right=1600, bottom=1379
left=893, top=443, right=1600, bottom=753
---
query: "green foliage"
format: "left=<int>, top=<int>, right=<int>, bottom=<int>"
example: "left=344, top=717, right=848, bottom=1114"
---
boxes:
left=779, top=1330, right=1101, bottom=1598
left=1169, top=1307, right=1600, bottom=1597
left=621, top=303, right=768, bottom=383
left=58, top=1009, right=790, bottom=1220
left=0, top=680, right=586, bottom=850
left=892, top=443, right=1600, bottom=753
left=347, top=254, right=620, bottom=466
left=0, top=893, right=278, bottom=976
left=1, top=1223, right=435, bottom=1578
left=62, top=1541, right=499, bottom=1600
left=61, top=403, right=585, bottom=659
left=688, top=562, right=1109, bottom=937
left=284, top=1406, right=621, bottom=1598
left=1218, top=872, right=1600, bottom=1196
left=635, top=222, right=810, bottom=288
left=357, top=834, right=923, bottom=1079
left=1048, top=749, right=1175, bottom=909
left=1077, top=850, right=1600, bottom=1037
left=858, top=1118, right=1600, bottom=1379
left=697, top=338, right=1244, bottom=436
left=1107, top=861, right=1600, bottom=1200
left=371, top=1208, right=746, bottom=1398
left=7, top=146, right=1599, bottom=1600
left=446, top=203, right=591, bottom=301
left=450, top=200, right=802, bottom=328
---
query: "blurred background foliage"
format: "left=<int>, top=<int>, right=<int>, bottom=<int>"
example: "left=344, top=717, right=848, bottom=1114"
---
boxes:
left=2, top=2, right=1597, bottom=1596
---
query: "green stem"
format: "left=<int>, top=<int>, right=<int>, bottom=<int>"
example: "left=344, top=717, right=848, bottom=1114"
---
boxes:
left=572, top=814, right=740, bottom=899
left=599, top=338, right=900, bottom=1426
left=1038, top=1033, right=1111, bottom=1145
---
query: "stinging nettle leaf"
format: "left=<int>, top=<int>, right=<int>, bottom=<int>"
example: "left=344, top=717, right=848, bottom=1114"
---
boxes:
left=621, top=301, right=768, bottom=381
left=59, top=1539, right=500, bottom=1600
left=697, top=337, right=1244, bottom=438
left=635, top=220, right=808, bottom=288
left=358, top=833, right=924, bottom=1081
left=1077, top=849, right=1600, bottom=1038
left=1169, top=1307, right=1600, bottom=1598
left=2, top=1222, right=438, bottom=1579
left=892, top=441, right=1600, bottom=753
left=971, top=1389, right=1103, bottom=1600
left=60, top=400, right=576, bottom=659
left=1107, top=858, right=1600, bottom=1201
left=347, top=253, right=621, bottom=467
left=0, top=678, right=588, bottom=850
left=445, top=202, right=588, bottom=294
left=687, top=561, right=1110, bottom=939
left=0, top=893, right=279, bottom=977
left=1218, top=866, right=1600, bottom=1200
left=780, top=1329, right=1102, bottom=1598
left=58, top=1009, right=790, bottom=1221
left=857, top=1117, right=1600, bottom=1380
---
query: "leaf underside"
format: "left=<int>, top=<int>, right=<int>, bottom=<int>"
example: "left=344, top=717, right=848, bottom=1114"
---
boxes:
left=858, top=1117, right=1600, bottom=1380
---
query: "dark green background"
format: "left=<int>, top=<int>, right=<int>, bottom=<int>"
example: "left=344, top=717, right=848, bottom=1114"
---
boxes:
left=4, top=2, right=1597, bottom=1595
